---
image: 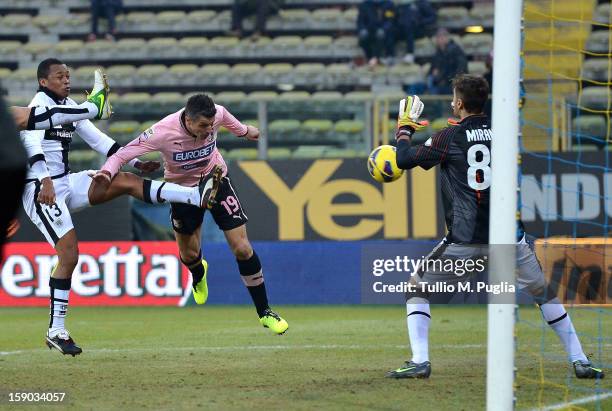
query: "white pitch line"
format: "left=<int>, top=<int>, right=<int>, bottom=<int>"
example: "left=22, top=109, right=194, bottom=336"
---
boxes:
left=0, top=343, right=484, bottom=356
left=528, top=391, right=612, bottom=411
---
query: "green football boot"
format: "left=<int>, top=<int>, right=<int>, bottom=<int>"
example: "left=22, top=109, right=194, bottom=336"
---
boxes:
left=86, top=68, right=112, bottom=120
left=192, top=259, right=209, bottom=305
left=259, top=308, right=288, bottom=335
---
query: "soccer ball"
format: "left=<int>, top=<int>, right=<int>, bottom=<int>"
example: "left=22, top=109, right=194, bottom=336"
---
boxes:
left=367, top=145, right=404, bottom=183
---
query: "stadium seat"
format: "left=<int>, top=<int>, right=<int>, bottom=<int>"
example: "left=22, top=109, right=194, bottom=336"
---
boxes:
left=594, top=3, right=611, bottom=24
left=148, top=37, right=179, bottom=57
left=387, top=64, right=422, bottom=86
left=461, top=34, right=493, bottom=56
left=156, top=11, right=187, bottom=28
left=270, top=91, right=310, bottom=115
left=269, top=36, right=303, bottom=54
left=437, top=7, right=469, bottom=29
left=0, top=41, right=21, bottom=60
left=586, top=31, right=609, bottom=53
left=209, top=37, right=241, bottom=56
left=150, top=92, right=184, bottom=112
left=107, top=121, right=142, bottom=144
left=301, top=119, right=333, bottom=142
left=116, top=38, right=147, bottom=58
left=334, top=119, right=365, bottom=142
left=65, top=13, right=90, bottom=30
left=106, top=65, right=137, bottom=87
left=32, top=15, right=61, bottom=30
left=226, top=148, right=258, bottom=160
left=246, top=91, right=279, bottom=102
left=135, top=64, right=168, bottom=86
left=468, top=61, right=488, bottom=76
left=292, top=145, right=327, bottom=158
left=115, top=92, right=153, bottom=113
left=215, top=91, right=249, bottom=111
left=230, top=63, right=262, bottom=85
left=333, top=36, right=360, bottom=58
left=293, top=63, right=326, bottom=84
left=244, top=36, right=271, bottom=56
left=267, top=147, right=292, bottom=159
left=54, top=40, right=86, bottom=59
left=178, top=37, right=209, bottom=57
left=186, top=10, right=217, bottom=27
left=579, top=87, right=611, bottom=110
left=200, top=63, right=231, bottom=85
left=278, top=8, right=311, bottom=29
left=322, top=147, right=362, bottom=158
left=326, top=63, right=354, bottom=86
left=262, top=63, right=294, bottom=85
left=84, top=40, right=115, bottom=59
left=3, top=14, right=31, bottom=30
left=344, top=90, right=374, bottom=104
left=342, top=8, right=359, bottom=25
left=168, top=64, right=199, bottom=85
left=125, top=12, right=156, bottom=31
left=469, top=4, right=494, bottom=27
left=268, top=119, right=301, bottom=141
left=581, top=58, right=610, bottom=83
left=303, top=35, right=333, bottom=56
left=572, top=115, right=608, bottom=141
left=311, top=8, right=342, bottom=27
left=23, top=42, right=54, bottom=60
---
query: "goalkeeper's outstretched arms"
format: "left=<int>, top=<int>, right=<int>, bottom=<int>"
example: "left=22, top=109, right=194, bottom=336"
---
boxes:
left=395, top=96, right=457, bottom=170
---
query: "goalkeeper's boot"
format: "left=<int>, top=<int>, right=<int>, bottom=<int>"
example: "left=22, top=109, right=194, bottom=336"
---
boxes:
left=259, top=308, right=288, bottom=335
left=385, top=361, right=431, bottom=379
left=192, top=259, right=209, bottom=305
left=86, top=68, right=112, bottom=120
left=45, top=330, right=82, bottom=357
left=198, top=165, right=223, bottom=209
left=573, top=360, right=605, bottom=379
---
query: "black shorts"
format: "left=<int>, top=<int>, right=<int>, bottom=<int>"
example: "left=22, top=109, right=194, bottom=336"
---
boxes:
left=170, top=175, right=248, bottom=234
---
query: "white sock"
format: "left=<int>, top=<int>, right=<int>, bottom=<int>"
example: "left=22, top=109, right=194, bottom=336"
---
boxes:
left=540, top=298, right=587, bottom=362
left=147, top=180, right=200, bottom=205
left=31, top=102, right=97, bottom=130
left=407, top=300, right=431, bottom=363
left=49, top=288, right=69, bottom=337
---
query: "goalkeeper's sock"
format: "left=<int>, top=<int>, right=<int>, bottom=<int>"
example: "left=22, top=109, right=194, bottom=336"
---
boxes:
left=48, top=277, right=71, bottom=338
left=181, top=251, right=204, bottom=285
left=540, top=299, right=588, bottom=362
left=143, top=179, right=200, bottom=205
left=406, top=300, right=431, bottom=363
left=237, top=251, right=269, bottom=317
left=27, top=103, right=97, bottom=130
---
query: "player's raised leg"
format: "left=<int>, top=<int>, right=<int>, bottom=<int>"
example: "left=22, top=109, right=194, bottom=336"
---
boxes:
left=88, top=171, right=206, bottom=207
left=11, top=68, right=112, bottom=131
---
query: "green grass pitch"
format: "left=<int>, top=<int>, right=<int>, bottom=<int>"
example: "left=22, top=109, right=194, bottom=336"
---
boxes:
left=0, top=306, right=609, bottom=410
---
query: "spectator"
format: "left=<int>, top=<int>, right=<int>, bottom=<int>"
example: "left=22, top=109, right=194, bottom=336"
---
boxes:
left=230, top=0, right=284, bottom=39
left=88, top=0, right=123, bottom=42
left=396, top=0, right=437, bottom=64
left=427, top=28, right=467, bottom=94
left=357, top=0, right=397, bottom=66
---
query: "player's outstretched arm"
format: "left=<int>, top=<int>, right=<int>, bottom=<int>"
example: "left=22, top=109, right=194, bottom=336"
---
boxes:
left=11, top=103, right=101, bottom=131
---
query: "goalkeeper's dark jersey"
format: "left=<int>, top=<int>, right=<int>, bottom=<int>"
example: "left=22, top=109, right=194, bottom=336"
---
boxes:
left=396, top=114, right=492, bottom=244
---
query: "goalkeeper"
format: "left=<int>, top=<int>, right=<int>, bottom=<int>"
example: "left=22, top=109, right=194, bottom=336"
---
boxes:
left=385, top=74, right=604, bottom=380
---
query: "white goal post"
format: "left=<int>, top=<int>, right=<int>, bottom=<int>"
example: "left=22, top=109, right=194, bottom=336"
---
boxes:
left=487, top=0, right=523, bottom=410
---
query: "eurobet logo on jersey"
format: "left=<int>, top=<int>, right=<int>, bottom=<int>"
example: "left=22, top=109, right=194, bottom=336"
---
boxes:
left=0, top=242, right=191, bottom=306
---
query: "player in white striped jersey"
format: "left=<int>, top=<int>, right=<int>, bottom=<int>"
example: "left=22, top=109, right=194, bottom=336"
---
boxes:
left=21, top=59, right=214, bottom=356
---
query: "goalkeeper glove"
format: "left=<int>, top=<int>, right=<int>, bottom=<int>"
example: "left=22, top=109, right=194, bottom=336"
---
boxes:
left=396, top=95, right=428, bottom=139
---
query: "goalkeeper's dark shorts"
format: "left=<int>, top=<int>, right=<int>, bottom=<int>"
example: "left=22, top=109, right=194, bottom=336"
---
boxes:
left=170, top=175, right=248, bottom=234
left=406, top=235, right=546, bottom=303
